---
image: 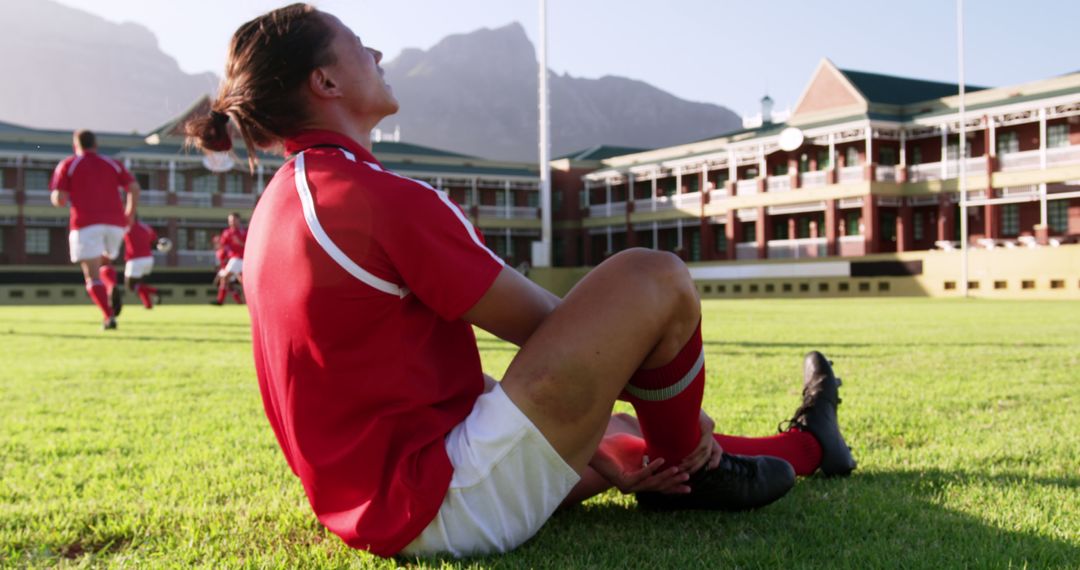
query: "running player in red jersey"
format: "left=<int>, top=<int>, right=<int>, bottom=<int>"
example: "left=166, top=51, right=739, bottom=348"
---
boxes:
left=123, top=218, right=161, bottom=309
left=210, top=221, right=245, bottom=306
left=51, top=129, right=141, bottom=330
left=187, top=4, right=854, bottom=558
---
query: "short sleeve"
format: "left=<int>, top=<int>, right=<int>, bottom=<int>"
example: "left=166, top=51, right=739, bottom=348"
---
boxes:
left=51, top=159, right=70, bottom=192
left=379, top=181, right=504, bottom=321
left=117, top=163, right=134, bottom=187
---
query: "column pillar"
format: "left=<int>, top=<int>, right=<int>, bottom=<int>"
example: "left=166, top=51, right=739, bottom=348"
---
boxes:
left=13, top=156, right=26, bottom=264
left=865, top=125, right=874, bottom=181
left=862, top=195, right=879, bottom=254
left=787, top=217, right=796, bottom=240
left=984, top=203, right=998, bottom=241
left=898, top=129, right=908, bottom=182
left=755, top=206, right=769, bottom=259
left=1038, top=107, right=1047, bottom=170
left=940, top=124, right=949, bottom=179
left=937, top=195, right=955, bottom=242
left=898, top=200, right=913, bottom=252
left=727, top=149, right=737, bottom=184
left=725, top=213, right=736, bottom=260
left=166, top=218, right=179, bottom=267
left=827, top=132, right=837, bottom=185
left=825, top=199, right=838, bottom=256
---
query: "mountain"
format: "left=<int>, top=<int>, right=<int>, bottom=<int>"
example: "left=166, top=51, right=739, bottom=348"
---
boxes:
left=380, top=22, right=742, bottom=161
left=0, top=0, right=218, bottom=134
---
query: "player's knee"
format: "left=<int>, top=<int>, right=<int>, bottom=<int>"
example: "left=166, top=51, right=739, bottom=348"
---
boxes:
left=612, top=248, right=698, bottom=321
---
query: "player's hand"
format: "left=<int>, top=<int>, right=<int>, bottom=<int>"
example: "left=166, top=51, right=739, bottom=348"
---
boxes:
left=679, top=410, right=723, bottom=474
left=611, top=456, right=690, bottom=495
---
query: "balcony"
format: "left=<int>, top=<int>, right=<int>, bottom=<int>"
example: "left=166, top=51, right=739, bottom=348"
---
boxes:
left=0, top=188, right=14, bottom=205
left=838, top=235, right=865, bottom=257
left=1046, top=145, right=1080, bottom=167
left=140, top=190, right=168, bottom=206
left=767, top=237, right=826, bottom=259
left=634, top=197, right=663, bottom=212
left=673, top=191, right=702, bottom=211
left=24, top=190, right=52, bottom=206
left=735, top=179, right=758, bottom=196
left=175, top=192, right=212, bottom=208
left=875, top=165, right=897, bottom=182
left=477, top=205, right=539, bottom=219
left=587, top=201, right=627, bottom=218
left=735, top=242, right=758, bottom=260
left=837, top=166, right=863, bottom=184
left=998, top=149, right=1040, bottom=171
left=800, top=170, right=826, bottom=188
left=766, top=175, right=791, bottom=193
left=175, top=249, right=217, bottom=268
left=909, top=162, right=942, bottom=182
left=220, top=193, right=256, bottom=209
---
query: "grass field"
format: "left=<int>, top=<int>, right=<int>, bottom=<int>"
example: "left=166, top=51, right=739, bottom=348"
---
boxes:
left=1, top=299, right=1077, bottom=568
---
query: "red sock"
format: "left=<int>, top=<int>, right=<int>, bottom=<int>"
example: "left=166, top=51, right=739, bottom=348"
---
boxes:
left=231, top=291, right=243, bottom=304
left=98, top=265, right=118, bottom=292
left=135, top=284, right=153, bottom=308
left=713, top=430, right=822, bottom=476
left=621, top=322, right=705, bottom=466
left=217, top=284, right=228, bottom=304
left=86, top=280, right=112, bottom=319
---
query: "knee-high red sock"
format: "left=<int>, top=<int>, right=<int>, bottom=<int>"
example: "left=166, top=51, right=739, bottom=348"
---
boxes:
left=86, top=280, right=112, bottom=319
left=231, top=290, right=243, bottom=304
left=98, top=265, right=118, bottom=292
left=713, top=430, right=822, bottom=476
left=134, top=284, right=153, bottom=308
left=216, top=283, right=228, bottom=304
left=621, top=322, right=705, bottom=466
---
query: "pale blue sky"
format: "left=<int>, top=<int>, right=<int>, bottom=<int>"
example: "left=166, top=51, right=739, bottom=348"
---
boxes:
left=56, top=0, right=1079, bottom=118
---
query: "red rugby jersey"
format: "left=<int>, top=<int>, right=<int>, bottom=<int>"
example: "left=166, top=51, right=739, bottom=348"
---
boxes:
left=244, top=130, right=504, bottom=556
left=51, top=150, right=133, bottom=230
left=124, top=221, right=157, bottom=259
left=219, top=227, right=247, bottom=259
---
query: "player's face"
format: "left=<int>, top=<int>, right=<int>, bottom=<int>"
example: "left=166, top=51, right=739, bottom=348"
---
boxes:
left=320, top=15, right=399, bottom=124
left=228, top=215, right=239, bottom=229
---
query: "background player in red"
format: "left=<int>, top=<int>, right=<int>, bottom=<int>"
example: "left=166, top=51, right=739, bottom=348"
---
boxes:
left=210, top=224, right=244, bottom=306
left=50, top=129, right=141, bottom=329
left=188, top=4, right=854, bottom=558
left=122, top=217, right=162, bottom=309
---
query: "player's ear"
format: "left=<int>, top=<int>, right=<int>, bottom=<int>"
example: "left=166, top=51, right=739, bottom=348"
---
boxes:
left=308, top=67, right=341, bottom=100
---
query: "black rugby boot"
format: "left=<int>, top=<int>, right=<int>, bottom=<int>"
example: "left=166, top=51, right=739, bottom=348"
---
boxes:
left=780, top=351, right=857, bottom=477
left=110, top=287, right=123, bottom=317
left=637, top=453, right=795, bottom=511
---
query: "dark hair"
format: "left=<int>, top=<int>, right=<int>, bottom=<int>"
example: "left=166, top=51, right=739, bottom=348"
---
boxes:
left=74, top=129, right=96, bottom=150
left=185, top=3, right=337, bottom=171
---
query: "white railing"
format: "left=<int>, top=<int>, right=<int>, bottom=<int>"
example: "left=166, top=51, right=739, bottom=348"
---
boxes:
left=998, top=149, right=1040, bottom=171
left=587, top=201, right=627, bottom=218
left=766, top=175, right=791, bottom=193
left=221, top=193, right=255, bottom=208
left=673, top=191, right=702, bottom=211
left=1002, top=185, right=1038, bottom=197
left=140, top=190, right=168, bottom=206
left=477, top=205, right=539, bottom=219
left=175, top=250, right=218, bottom=268
left=735, top=242, right=758, bottom=260
left=0, top=188, right=14, bottom=205
left=875, top=166, right=896, bottom=182
left=946, top=156, right=988, bottom=178
left=23, top=190, right=52, bottom=206
left=635, top=197, right=666, bottom=212
left=735, top=179, right=758, bottom=196
left=838, top=166, right=863, bottom=184
left=767, top=237, right=827, bottom=259
left=800, top=170, right=826, bottom=188
left=1046, top=145, right=1080, bottom=166
left=909, top=162, right=942, bottom=182
left=174, top=191, right=212, bottom=207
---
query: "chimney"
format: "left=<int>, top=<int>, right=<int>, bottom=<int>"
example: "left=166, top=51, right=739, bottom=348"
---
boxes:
left=761, top=95, right=774, bottom=125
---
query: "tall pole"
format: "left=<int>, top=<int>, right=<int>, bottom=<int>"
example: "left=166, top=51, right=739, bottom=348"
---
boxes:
left=536, top=0, right=553, bottom=267
left=957, top=0, right=969, bottom=297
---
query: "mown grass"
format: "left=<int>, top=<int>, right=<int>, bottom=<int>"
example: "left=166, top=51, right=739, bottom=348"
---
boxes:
left=0, top=299, right=1077, bottom=568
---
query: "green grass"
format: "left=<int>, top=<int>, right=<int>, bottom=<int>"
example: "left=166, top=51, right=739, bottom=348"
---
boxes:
left=1, top=299, right=1077, bottom=568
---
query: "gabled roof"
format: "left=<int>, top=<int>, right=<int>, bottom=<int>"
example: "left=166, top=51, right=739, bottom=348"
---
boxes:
left=144, top=95, right=212, bottom=142
left=556, top=145, right=650, bottom=161
left=839, top=68, right=988, bottom=106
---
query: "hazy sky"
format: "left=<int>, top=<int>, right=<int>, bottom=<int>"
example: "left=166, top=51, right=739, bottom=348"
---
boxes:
left=55, top=0, right=1079, bottom=118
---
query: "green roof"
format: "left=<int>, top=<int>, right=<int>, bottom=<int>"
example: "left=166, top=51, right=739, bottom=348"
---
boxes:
left=372, top=140, right=471, bottom=159
left=382, top=160, right=536, bottom=178
left=839, top=68, right=988, bottom=105
left=556, top=145, right=650, bottom=161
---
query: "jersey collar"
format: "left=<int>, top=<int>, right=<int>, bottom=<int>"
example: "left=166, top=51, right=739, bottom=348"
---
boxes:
left=284, top=129, right=378, bottom=164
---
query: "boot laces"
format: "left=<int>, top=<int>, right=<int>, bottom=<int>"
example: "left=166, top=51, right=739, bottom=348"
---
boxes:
left=714, top=453, right=757, bottom=481
left=778, top=377, right=842, bottom=433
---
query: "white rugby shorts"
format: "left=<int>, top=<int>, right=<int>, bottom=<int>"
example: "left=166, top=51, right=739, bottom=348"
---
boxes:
left=69, top=224, right=124, bottom=263
left=222, top=257, right=243, bottom=276
left=124, top=256, right=154, bottom=279
left=401, top=383, right=580, bottom=558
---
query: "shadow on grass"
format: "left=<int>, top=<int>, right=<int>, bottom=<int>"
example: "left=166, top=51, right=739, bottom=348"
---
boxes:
left=406, top=469, right=1078, bottom=568
left=2, top=331, right=249, bottom=344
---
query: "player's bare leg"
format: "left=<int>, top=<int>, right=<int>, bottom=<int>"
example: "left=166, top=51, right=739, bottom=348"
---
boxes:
left=79, top=257, right=115, bottom=329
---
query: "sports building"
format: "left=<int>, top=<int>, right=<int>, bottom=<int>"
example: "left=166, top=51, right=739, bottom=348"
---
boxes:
left=1, top=60, right=1078, bottom=301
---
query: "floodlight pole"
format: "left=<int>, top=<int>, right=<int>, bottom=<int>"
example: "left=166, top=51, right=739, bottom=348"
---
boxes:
left=536, top=0, right=553, bottom=267
left=957, top=0, right=969, bottom=298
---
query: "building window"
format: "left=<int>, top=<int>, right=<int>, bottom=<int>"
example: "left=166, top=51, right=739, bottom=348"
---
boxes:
left=25, top=227, right=50, bottom=254
left=26, top=170, right=51, bottom=190
left=193, top=228, right=212, bottom=250
left=816, top=149, right=830, bottom=170
left=177, top=228, right=188, bottom=250
left=911, top=146, right=923, bottom=165
left=772, top=162, right=788, bottom=176
left=881, top=212, right=897, bottom=242
left=192, top=172, right=218, bottom=193
left=797, top=217, right=811, bottom=239
left=799, top=153, right=810, bottom=173
left=996, top=131, right=1019, bottom=155
left=712, top=171, right=729, bottom=188
left=685, top=175, right=700, bottom=193
left=773, top=220, right=789, bottom=240
left=689, top=228, right=701, bottom=261
left=1048, top=201, right=1068, bottom=233
left=659, top=178, right=676, bottom=197
left=845, top=212, right=860, bottom=236
left=527, top=192, right=540, bottom=208
left=914, top=213, right=924, bottom=240
left=1001, top=204, right=1020, bottom=236
left=134, top=172, right=153, bottom=189
left=715, top=225, right=727, bottom=252
left=879, top=147, right=896, bottom=167
left=744, top=167, right=758, bottom=179
left=1047, top=124, right=1069, bottom=149
left=494, top=192, right=506, bottom=207
left=741, top=223, right=756, bottom=242
left=223, top=173, right=244, bottom=194
left=844, top=147, right=859, bottom=167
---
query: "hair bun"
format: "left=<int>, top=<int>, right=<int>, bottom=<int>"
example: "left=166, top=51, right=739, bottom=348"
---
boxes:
left=185, top=109, right=233, bottom=153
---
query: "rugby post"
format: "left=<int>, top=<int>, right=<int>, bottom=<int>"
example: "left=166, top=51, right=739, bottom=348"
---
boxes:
left=957, top=0, right=969, bottom=297
left=533, top=0, right=553, bottom=267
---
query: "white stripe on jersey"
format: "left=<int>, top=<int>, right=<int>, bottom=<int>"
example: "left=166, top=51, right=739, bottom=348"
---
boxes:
left=66, top=155, right=84, bottom=176
left=362, top=161, right=505, bottom=267
left=101, top=156, right=123, bottom=174
left=294, top=152, right=410, bottom=298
